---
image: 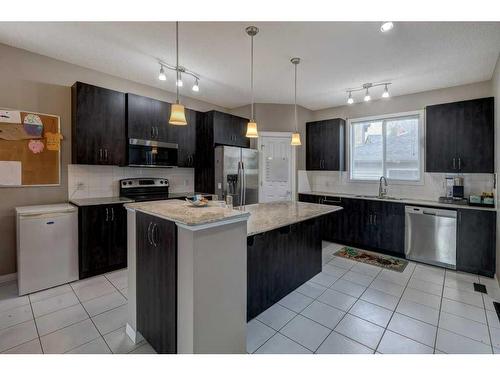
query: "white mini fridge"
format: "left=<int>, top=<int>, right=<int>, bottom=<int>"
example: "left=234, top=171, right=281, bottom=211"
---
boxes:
left=16, top=203, right=79, bottom=295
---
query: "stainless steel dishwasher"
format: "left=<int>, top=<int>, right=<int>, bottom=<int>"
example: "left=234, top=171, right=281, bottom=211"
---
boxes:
left=405, top=206, right=457, bottom=269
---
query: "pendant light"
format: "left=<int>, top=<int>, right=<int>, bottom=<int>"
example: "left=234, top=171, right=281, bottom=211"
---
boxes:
left=245, top=26, right=259, bottom=138
left=169, top=21, right=187, bottom=126
left=290, top=57, right=301, bottom=146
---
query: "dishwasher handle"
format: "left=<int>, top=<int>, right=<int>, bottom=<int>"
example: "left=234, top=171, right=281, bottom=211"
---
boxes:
left=405, top=205, right=457, bottom=218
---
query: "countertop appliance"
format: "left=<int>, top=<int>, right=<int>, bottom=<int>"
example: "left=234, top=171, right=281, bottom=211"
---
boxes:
left=214, top=145, right=259, bottom=206
left=128, top=138, right=178, bottom=168
left=16, top=203, right=78, bottom=295
left=405, top=205, right=457, bottom=269
left=120, top=177, right=171, bottom=202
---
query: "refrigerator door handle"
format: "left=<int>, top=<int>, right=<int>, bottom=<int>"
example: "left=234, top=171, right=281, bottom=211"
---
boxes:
left=241, top=161, right=246, bottom=206
left=237, top=161, right=243, bottom=206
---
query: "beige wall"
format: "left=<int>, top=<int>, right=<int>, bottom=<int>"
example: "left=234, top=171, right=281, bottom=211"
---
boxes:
left=230, top=103, right=313, bottom=170
left=492, top=54, right=500, bottom=282
left=313, top=81, right=492, bottom=121
left=0, top=43, right=227, bottom=277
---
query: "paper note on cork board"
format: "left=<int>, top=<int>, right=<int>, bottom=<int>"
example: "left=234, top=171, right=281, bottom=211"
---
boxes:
left=0, top=161, right=22, bottom=186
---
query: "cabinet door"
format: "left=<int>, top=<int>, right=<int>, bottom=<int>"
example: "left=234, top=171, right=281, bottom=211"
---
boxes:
left=320, top=196, right=344, bottom=242
left=108, top=204, right=127, bottom=270
left=457, top=209, right=496, bottom=277
left=126, top=93, right=154, bottom=140
left=213, top=111, right=234, bottom=146
left=171, top=108, right=197, bottom=167
left=306, top=122, right=322, bottom=170
left=79, top=205, right=109, bottom=279
left=231, top=115, right=251, bottom=148
left=322, top=119, right=345, bottom=171
left=154, top=99, right=173, bottom=142
left=376, top=202, right=405, bottom=255
left=456, top=97, right=494, bottom=173
left=72, top=82, right=126, bottom=165
left=136, top=212, right=177, bottom=353
left=425, top=102, right=458, bottom=172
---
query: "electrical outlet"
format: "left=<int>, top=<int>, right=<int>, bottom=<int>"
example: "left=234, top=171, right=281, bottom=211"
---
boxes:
left=76, top=182, right=85, bottom=190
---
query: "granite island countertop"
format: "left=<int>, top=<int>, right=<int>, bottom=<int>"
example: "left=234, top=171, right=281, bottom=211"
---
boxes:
left=244, top=201, right=343, bottom=236
left=125, top=199, right=250, bottom=228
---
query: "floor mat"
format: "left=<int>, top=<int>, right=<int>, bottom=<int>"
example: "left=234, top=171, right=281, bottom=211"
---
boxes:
left=334, top=246, right=408, bottom=273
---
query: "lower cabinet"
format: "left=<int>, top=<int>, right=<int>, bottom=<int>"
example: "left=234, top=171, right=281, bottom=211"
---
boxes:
left=457, top=209, right=496, bottom=277
left=78, top=204, right=127, bottom=279
left=136, top=212, right=177, bottom=354
left=247, top=218, right=322, bottom=321
left=299, top=194, right=405, bottom=256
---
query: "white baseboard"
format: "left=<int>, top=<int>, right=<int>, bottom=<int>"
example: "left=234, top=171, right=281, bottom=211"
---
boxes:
left=0, top=272, right=17, bottom=285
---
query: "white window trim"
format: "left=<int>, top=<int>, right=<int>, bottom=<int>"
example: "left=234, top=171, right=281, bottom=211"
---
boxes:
left=347, top=110, right=425, bottom=186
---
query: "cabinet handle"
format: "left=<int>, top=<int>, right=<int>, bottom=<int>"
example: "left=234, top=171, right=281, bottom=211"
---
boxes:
left=111, top=207, right=114, bottom=221
left=151, top=127, right=154, bottom=139
left=155, top=126, right=159, bottom=138
left=452, top=157, right=456, bottom=170
left=152, top=223, right=158, bottom=247
left=323, top=198, right=341, bottom=204
left=373, top=214, right=377, bottom=225
left=104, top=149, right=108, bottom=162
left=458, top=157, right=462, bottom=170
left=147, top=222, right=153, bottom=245
left=99, top=148, right=103, bottom=162
left=105, top=208, right=109, bottom=222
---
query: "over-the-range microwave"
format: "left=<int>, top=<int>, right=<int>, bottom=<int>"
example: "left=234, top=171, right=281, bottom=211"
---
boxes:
left=128, top=138, right=178, bottom=168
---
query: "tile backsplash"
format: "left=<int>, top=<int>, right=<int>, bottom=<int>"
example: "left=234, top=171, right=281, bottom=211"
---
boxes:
left=68, top=164, right=194, bottom=200
left=298, top=170, right=496, bottom=202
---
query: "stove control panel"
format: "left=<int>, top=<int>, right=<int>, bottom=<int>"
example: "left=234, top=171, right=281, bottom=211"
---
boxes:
left=120, top=178, right=169, bottom=188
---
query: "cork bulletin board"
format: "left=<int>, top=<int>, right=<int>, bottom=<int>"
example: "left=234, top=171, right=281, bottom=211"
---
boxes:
left=0, top=108, right=61, bottom=186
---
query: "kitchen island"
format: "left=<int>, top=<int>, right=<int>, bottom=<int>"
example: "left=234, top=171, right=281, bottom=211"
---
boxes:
left=125, top=200, right=341, bottom=354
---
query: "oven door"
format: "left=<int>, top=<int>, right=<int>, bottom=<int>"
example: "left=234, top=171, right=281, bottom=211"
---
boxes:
left=128, top=138, right=178, bottom=167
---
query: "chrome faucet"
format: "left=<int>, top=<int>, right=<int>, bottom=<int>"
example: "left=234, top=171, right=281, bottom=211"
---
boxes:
left=378, top=176, right=388, bottom=198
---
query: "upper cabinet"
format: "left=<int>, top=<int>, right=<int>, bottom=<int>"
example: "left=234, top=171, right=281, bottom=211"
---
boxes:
left=169, top=108, right=197, bottom=168
left=426, top=97, right=494, bottom=173
left=203, top=110, right=250, bottom=148
left=72, top=82, right=126, bottom=165
left=306, top=118, right=345, bottom=171
left=126, top=93, right=172, bottom=142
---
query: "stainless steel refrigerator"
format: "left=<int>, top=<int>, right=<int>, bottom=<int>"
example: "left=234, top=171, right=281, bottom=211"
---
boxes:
left=214, top=145, right=259, bottom=206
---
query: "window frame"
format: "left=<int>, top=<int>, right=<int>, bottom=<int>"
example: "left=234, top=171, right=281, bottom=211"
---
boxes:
left=347, top=110, right=425, bottom=185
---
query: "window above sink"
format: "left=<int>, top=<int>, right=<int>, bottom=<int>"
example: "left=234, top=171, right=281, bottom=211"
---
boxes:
left=348, top=110, right=424, bottom=184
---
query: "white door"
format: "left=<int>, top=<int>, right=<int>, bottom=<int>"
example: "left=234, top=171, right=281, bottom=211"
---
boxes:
left=259, top=133, right=295, bottom=202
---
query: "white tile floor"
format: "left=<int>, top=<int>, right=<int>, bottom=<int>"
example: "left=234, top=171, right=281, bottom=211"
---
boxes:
left=248, top=242, right=500, bottom=354
left=1, top=241, right=500, bottom=354
left=0, top=269, right=155, bottom=354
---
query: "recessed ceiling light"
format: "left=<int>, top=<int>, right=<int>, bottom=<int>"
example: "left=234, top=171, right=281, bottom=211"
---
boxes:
left=380, top=22, right=394, bottom=33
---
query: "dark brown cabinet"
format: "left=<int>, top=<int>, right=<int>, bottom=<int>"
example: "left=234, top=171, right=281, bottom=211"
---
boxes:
left=126, top=93, right=172, bottom=142
left=169, top=108, right=197, bottom=167
left=298, top=194, right=405, bottom=256
left=306, top=118, right=345, bottom=171
left=247, top=218, right=322, bottom=320
left=78, top=204, right=127, bottom=279
left=426, top=97, right=494, bottom=173
left=195, top=110, right=250, bottom=193
left=72, top=82, right=126, bottom=165
left=457, top=209, right=496, bottom=277
left=136, top=212, right=177, bottom=354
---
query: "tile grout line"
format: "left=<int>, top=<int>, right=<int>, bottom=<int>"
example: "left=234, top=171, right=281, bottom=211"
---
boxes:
left=432, top=269, right=447, bottom=353
left=373, top=262, right=417, bottom=354
left=481, top=281, right=495, bottom=353
left=27, top=293, right=44, bottom=354
left=68, top=280, right=114, bottom=354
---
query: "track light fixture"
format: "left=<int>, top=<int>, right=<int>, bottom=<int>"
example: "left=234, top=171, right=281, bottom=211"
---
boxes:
left=157, top=62, right=200, bottom=91
left=192, top=78, right=200, bottom=92
left=345, top=82, right=392, bottom=104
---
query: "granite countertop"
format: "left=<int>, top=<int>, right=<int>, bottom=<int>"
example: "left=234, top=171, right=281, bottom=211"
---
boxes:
left=70, top=196, right=134, bottom=207
left=125, top=199, right=250, bottom=227
left=244, top=201, right=343, bottom=236
left=300, top=191, right=497, bottom=212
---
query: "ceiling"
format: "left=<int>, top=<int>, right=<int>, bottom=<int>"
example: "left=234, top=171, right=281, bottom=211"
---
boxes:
left=0, top=22, right=499, bottom=110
